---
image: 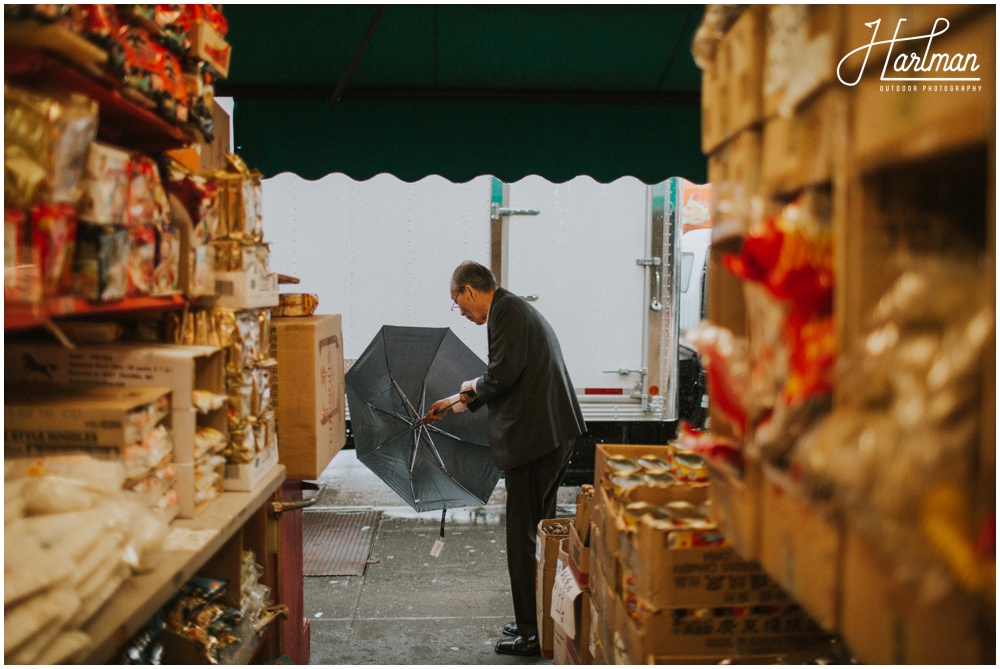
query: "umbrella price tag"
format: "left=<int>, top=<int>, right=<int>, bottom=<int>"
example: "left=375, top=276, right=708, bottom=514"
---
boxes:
left=431, top=507, right=446, bottom=557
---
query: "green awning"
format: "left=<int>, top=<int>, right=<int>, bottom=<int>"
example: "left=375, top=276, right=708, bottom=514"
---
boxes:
left=220, top=4, right=707, bottom=184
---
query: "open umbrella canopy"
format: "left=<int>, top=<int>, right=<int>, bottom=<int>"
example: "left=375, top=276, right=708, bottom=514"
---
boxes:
left=345, top=325, right=500, bottom=512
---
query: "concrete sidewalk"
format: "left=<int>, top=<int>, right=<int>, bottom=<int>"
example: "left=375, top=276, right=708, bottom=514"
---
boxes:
left=304, top=449, right=580, bottom=665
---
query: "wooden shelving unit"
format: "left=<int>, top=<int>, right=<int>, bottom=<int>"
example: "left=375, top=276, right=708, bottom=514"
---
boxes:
left=79, top=465, right=286, bottom=664
left=5, top=16, right=297, bottom=665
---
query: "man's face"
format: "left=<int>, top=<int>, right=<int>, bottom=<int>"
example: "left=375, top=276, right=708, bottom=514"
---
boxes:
left=452, top=285, right=487, bottom=325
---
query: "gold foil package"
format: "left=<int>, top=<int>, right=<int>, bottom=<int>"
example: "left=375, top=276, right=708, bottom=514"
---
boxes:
left=252, top=366, right=272, bottom=416
left=213, top=241, right=270, bottom=274
left=272, top=292, right=319, bottom=317
left=4, top=83, right=99, bottom=208
left=227, top=423, right=256, bottom=464
left=253, top=411, right=275, bottom=454
left=210, top=156, right=264, bottom=243
left=228, top=384, right=253, bottom=424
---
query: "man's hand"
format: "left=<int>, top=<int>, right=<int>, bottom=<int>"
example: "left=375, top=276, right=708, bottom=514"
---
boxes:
left=422, top=389, right=476, bottom=424
left=422, top=398, right=454, bottom=424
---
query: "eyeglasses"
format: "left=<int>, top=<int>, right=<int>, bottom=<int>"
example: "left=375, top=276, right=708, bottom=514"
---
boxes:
left=451, top=286, right=469, bottom=311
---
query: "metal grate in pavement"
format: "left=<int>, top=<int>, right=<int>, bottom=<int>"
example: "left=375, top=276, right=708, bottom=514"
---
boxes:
left=303, top=510, right=382, bottom=576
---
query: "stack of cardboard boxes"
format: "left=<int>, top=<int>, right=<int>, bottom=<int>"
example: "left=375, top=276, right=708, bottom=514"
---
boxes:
left=580, top=444, right=829, bottom=664
left=549, top=490, right=594, bottom=664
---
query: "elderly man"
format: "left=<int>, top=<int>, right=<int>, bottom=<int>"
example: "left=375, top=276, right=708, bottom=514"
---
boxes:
left=424, top=260, right=586, bottom=656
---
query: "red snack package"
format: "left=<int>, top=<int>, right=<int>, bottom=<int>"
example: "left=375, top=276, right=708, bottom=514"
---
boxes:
left=115, top=25, right=158, bottom=99
left=128, top=154, right=171, bottom=227
left=31, top=203, right=78, bottom=296
left=783, top=314, right=837, bottom=404
left=79, top=4, right=123, bottom=46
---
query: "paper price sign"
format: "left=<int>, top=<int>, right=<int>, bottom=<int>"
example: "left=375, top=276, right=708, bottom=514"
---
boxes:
left=549, top=563, right=582, bottom=638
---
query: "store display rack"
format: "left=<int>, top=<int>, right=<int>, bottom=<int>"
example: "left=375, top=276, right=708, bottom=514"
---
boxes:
left=6, top=15, right=295, bottom=664
left=79, top=464, right=286, bottom=664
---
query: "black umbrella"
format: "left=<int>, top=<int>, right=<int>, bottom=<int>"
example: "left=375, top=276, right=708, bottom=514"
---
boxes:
left=345, top=325, right=501, bottom=512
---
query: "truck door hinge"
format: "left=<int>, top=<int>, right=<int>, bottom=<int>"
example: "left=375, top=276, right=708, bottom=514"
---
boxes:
left=635, top=257, right=661, bottom=267
left=490, top=203, right=540, bottom=221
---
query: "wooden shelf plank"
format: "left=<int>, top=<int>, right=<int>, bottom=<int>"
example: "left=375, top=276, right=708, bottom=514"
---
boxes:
left=78, top=465, right=287, bottom=665
left=4, top=294, right=188, bottom=331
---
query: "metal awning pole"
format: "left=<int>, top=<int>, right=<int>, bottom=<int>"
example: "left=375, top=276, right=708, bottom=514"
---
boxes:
left=330, top=4, right=388, bottom=106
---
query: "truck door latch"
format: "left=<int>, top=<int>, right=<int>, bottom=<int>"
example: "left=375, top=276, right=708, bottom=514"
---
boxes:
left=490, top=203, right=540, bottom=220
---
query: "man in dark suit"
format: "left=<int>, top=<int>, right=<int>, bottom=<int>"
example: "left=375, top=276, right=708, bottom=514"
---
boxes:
left=424, top=260, right=586, bottom=656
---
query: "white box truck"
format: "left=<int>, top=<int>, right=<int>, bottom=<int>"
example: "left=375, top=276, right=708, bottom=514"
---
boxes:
left=263, top=173, right=710, bottom=481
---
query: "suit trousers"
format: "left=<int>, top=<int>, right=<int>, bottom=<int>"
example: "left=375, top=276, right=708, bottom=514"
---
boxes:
left=503, top=438, right=575, bottom=636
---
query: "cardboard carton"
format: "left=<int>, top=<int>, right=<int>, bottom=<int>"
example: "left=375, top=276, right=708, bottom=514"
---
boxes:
left=840, top=528, right=986, bottom=664
left=849, top=12, right=994, bottom=170
left=270, top=315, right=346, bottom=480
left=763, top=5, right=845, bottom=118
left=708, top=128, right=763, bottom=242
left=616, top=594, right=828, bottom=662
left=594, top=443, right=710, bottom=509
left=175, top=457, right=225, bottom=518
left=172, top=405, right=228, bottom=465
left=4, top=343, right=225, bottom=410
left=535, top=518, right=571, bottom=658
left=188, top=19, right=231, bottom=78
left=761, top=86, right=850, bottom=196
left=567, top=519, right=591, bottom=588
left=5, top=384, right=172, bottom=458
left=759, top=464, right=843, bottom=631
left=716, top=5, right=766, bottom=142
left=223, top=442, right=279, bottom=492
left=551, top=549, right=593, bottom=665
left=706, top=457, right=761, bottom=560
left=617, top=509, right=789, bottom=610
left=214, top=270, right=279, bottom=309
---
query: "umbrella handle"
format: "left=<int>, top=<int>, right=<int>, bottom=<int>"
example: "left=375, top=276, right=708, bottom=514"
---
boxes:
left=421, top=389, right=476, bottom=424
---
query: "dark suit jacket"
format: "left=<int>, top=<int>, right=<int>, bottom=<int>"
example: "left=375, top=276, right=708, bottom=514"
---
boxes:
left=467, top=287, right=586, bottom=471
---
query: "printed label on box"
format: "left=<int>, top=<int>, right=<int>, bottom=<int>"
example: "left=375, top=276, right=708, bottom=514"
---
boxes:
left=551, top=562, right=582, bottom=638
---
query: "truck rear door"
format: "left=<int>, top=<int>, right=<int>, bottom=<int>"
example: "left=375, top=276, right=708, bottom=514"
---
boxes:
left=498, top=176, right=654, bottom=421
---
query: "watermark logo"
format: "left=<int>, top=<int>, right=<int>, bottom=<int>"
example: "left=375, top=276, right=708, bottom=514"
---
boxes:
left=838, top=18, right=981, bottom=87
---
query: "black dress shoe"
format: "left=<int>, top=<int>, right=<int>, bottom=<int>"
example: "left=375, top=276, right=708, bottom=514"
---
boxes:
left=502, top=622, right=519, bottom=637
left=495, top=633, right=540, bottom=656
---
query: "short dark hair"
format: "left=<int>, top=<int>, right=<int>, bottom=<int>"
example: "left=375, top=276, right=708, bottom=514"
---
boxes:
left=452, top=260, right=497, bottom=293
